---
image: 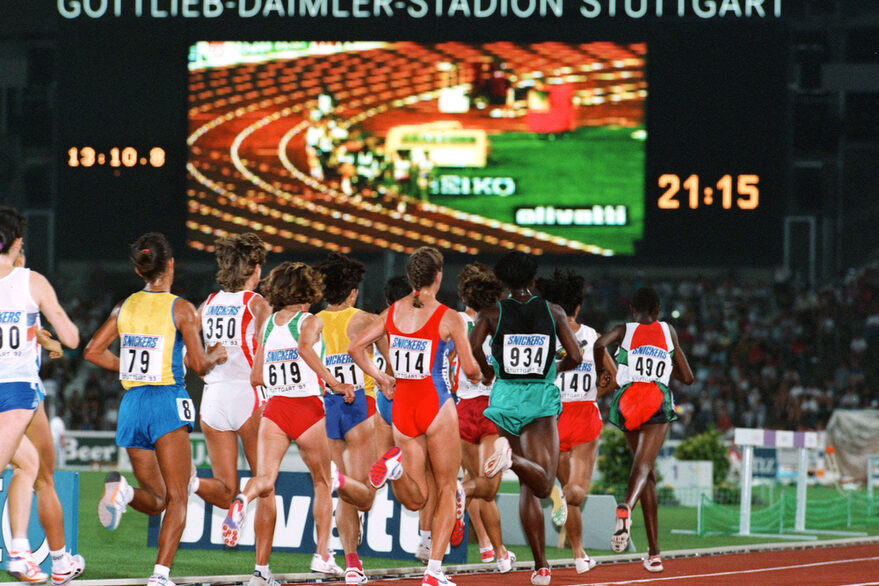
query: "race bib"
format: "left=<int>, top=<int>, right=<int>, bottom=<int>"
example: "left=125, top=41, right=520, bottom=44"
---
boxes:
left=176, top=397, right=195, bottom=422
left=629, top=346, right=671, bottom=383
left=119, top=333, right=165, bottom=383
left=558, top=362, right=595, bottom=402
left=502, top=334, right=550, bottom=375
left=325, top=353, right=365, bottom=388
left=263, top=347, right=306, bottom=395
left=388, top=335, right=431, bottom=380
left=0, top=310, right=24, bottom=360
left=203, top=305, right=243, bottom=347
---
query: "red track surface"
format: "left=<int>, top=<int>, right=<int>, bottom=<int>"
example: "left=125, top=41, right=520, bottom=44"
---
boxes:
left=288, top=544, right=879, bottom=585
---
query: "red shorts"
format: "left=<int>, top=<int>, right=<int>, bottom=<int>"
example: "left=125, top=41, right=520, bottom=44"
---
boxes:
left=457, top=396, right=497, bottom=444
left=558, top=401, right=602, bottom=452
left=262, top=395, right=325, bottom=441
left=392, top=384, right=453, bottom=438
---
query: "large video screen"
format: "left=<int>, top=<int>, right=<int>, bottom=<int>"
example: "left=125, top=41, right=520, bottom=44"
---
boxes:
left=186, top=41, right=646, bottom=256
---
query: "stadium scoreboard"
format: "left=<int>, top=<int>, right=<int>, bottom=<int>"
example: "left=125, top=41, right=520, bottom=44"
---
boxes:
left=54, top=3, right=789, bottom=265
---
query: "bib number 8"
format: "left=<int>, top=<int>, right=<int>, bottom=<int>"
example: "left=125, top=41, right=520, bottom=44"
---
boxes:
left=177, top=398, right=195, bottom=422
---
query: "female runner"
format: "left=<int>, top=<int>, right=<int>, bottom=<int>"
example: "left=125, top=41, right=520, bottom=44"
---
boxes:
left=593, top=286, right=693, bottom=573
left=471, top=251, right=582, bottom=586
left=349, top=247, right=480, bottom=586
left=536, top=269, right=616, bottom=574
left=0, top=207, right=79, bottom=582
left=221, top=262, right=352, bottom=579
left=194, top=233, right=278, bottom=586
left=84, top=232, right=227, bottom=586
left=455, top=263, right=515, bottom=573
left=315, top=252, right=387, bottom=585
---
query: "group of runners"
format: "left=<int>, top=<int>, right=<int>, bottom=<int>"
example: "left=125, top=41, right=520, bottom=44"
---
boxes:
left=1, top=209, right=694, bottom=586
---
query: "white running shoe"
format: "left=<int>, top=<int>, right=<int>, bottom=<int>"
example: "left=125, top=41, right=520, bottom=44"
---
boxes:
left=479, top=547, right=494, bottom=563
left=496, top=550, right=516, bottom=573
left=146, top=574, right=176, bottom=586
left=530, top=567, right=551, bottom=585
left=422, top=569, right=456, bottom=586
left=574, top=555, right=597, bottom=574
left=345, top=567, right=368, bottom=585
left=550, top=484, right=567, bottom=528
left=611, top=504, right=632, bottom=553
left=248, top=569, right=281, bottom=586
left=51, top=553, right=85, bottom=586
left=643, top=555, right=663, bottom=573
left=310, top=553, right=344, bottom=577
left=483, top=437, right=512, bottom=478
left=415, top=542, right=431, bottom=563
left=331, top=460, right=341, bottom=494
left=369, top=446, right=402, bottom=488
left=98, top=471, right=132, bottom=531
left=187, top=463, right=198, bottom=496
left=222, top=495, right=248, bottom=547
left=8, top=550, right=48, bottom=583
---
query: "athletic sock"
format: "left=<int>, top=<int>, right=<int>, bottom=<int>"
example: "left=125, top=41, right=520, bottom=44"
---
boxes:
left=345, top=553, right=362, bottom=570
left=153, top=564, right=170, bottom=578
left=190, top=476, right=200, bottom=493
left=11, top=538, right=30, bottom=553
left=50, top=548, right=67, bottom=570
left=255, top=564, right=269, bottom=576
left=419, top=529, right=431, bottom=547
left=426, top=559, right=442, bottom=574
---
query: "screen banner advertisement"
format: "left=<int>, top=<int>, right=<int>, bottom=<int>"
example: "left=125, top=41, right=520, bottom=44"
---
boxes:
left=148, top=470, right=468, bottom=562
left=0, top=471, right=79, bottom=574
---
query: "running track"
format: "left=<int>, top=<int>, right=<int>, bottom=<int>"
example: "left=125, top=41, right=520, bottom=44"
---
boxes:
left=284, top=543, right=879, bottom=585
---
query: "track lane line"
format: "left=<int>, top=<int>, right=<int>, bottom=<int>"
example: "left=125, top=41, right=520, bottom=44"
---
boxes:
left=580, top=555, right=879, bottom=585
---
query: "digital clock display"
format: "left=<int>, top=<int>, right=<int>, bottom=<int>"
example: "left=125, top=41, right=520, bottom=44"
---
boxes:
left=657, top=174, right=759, bottom=210
left=67, top=147, right=166, bottom=168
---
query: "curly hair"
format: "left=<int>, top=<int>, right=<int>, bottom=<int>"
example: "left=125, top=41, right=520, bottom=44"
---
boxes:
left=215, top=233, right=267, bottom=291
left=130, top=232, right=172, bottom=282
left=261, top=262, right=325, bottom=310
left=494, top=251, right=538, bottom=289
left=536, top=269, right=585, bottom=317
left=406, top=247, right=443, bottom=308
left=632, top=286, right=660, bottom=314
left=458, top=262, right=505, bottom=312
left=314, top=252, right=366, bottom=305
left=383, top=275, right=411, bottom=306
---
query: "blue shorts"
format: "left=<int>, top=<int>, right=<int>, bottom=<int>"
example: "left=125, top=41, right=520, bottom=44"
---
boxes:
left=0, top=381, right=41, bottom=413
left=376, top=391, right=393, bottom=426
left=117, top=385, right=195, bottom=450
left=324, top=389, right=375, bottom=440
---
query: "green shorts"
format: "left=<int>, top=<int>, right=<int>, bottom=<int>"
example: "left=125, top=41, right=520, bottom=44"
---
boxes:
left=483, top=379, right=561, bottom=436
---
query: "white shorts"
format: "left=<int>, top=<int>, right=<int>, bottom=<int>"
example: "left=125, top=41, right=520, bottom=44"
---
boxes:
left=200, top=380, right=265, bottom=432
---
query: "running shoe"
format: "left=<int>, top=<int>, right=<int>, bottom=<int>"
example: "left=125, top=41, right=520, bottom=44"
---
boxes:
left=550, top=484, right=567, bottom=528
left=643, top=555, right=663, bottom=573
left=454, top=479, right=465, bottom=520
left=449, top=518, right=465, bottom=547
left=483, top=437, right=512, bottom=478
left=331, top=460, right=341, bottom=494
left=51, top=554, right=85, bottom=586
left=369, top=446, right=402, bottom=488
left=415, top=542, right=431, bottom=563
left=358, top=510, right=365, bottom=546
left=222, top=495, right=248, bottom=547
left=479, top=547, right=494, bottom=563
left=310, top=553, right=344, bottom=577
left=574, top=555, right=597, bottom=574
left=7, top=550, right=48, bottom=583
left=98, top=471, right=133, bottom=530
left=345, top=567, right=368, bottom=585
left=530, top=567, right=551, bottom=585
left=187, top=463, right=198, bottom=496
left=611, top=504, right=631, bottom=553
left=146, top=575, right=176, bottom=586
left=248, top=569, right=281, bottom=586
left=496, top=550, right=516, bottom=573
left=422, top=569, right=455, bottom=586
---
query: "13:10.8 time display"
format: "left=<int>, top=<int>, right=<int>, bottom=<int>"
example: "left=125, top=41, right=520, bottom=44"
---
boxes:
left=657, top=174, right=759, bottom=210
left=67, top=146, right=166, bottom=168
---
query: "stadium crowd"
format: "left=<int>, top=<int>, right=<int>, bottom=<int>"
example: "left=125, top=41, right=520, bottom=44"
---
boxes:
left=42, top=260, right=879, bottom=438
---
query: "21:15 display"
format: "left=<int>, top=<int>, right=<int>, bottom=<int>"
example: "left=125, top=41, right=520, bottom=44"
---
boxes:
left=657, top=174, right=759, bottom=210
